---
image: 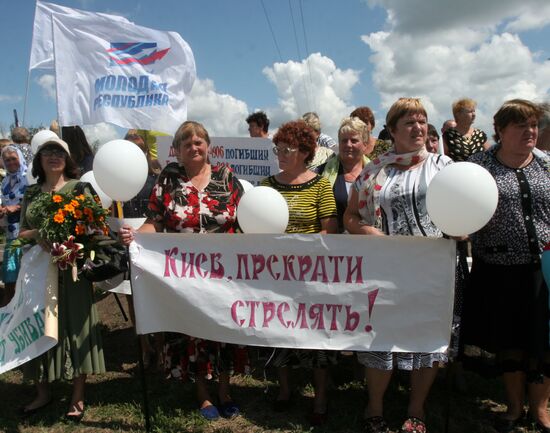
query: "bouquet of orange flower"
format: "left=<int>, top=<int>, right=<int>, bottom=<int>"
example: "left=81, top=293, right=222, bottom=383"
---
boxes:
left=31, top=190, right=112, bottom=281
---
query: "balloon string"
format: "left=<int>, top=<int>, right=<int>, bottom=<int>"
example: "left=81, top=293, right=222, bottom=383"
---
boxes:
left=116, top=201, right=124, bottom=219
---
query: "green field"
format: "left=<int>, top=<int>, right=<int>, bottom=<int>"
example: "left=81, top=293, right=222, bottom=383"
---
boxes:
left=0, top=294, right=544, bottom=433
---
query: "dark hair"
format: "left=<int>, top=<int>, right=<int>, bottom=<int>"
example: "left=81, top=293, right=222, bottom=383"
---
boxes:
left=377, top=127, right=392, bottom=141
left=272, top=120, right=317, bottom=165
left=246, top=111, right=270, bottom=133
left=61, top=126, right=94, bottom=163
left=427, top=124, right=439, bottom=139
left=493, top=99, right=543, bottom=143
left=32, top=144, right=80, bottom=184
left=350, top=106, right=375, bottom=129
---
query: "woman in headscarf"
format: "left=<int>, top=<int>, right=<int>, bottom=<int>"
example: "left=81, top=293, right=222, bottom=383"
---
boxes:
left=0, top=146, right=27, bottom=306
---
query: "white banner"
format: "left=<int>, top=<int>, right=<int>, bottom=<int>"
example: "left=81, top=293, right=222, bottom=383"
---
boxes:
left=30, top=1, right=131, bottom=71
left=0, top=246, right=58, bottom=374
left=157, top=136, right=279, bottom=186
left=52, top=13, right=196, bottom=134
left=131, top=233, right=456, bottom=353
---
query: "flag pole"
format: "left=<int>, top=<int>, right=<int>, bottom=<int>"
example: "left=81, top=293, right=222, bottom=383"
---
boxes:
left=23, top=1, right=40, bottom=126
left=117, top=202, right=152, bottom=433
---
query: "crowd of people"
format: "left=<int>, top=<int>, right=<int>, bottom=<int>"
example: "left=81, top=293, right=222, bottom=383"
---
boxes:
left=0, top=96, right=549, bottom=433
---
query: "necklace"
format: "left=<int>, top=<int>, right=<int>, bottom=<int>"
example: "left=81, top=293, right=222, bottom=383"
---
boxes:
left=496, top=150, right=533, bottom=169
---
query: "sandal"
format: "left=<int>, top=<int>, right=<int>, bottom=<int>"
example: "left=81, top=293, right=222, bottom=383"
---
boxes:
left=199, top=404, right=220, bottom=421
left=364, top=416, right=390, bottom=433
left=65, top=403, right=85, bottom=423
left=219, top=401, right=240, bottom=418
left=401, top=416, right=427, bottom=433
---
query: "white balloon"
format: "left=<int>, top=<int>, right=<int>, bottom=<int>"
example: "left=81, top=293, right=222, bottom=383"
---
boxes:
left=93, top=139, right=148, bottom=202
left=31, top=130, right=58, bottom=154
left=80, top=171, right=113, bottom=209
left=26, top=162, right=37, bottom=185
left=426, top=162, right=498, bottom=236
left=238, top=179, right=254, bottom=192
left=237, top=186, right=289, bottom=233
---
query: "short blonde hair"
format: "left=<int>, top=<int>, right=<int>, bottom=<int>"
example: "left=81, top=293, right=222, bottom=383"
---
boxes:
left=172, top=121, right=210, bottom=149
left=301, top=112, right=321, bottom=133
left=339, top=117, right=370, bottom=143
left=385, top=98, right=427, bottom=132
left=452, top=98, right=476, bottom=119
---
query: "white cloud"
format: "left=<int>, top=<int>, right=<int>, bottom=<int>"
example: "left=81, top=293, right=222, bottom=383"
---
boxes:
left=263, top=52, right=361, bottom=140
left=362, top=0, right=550, bottom=138
left=0, top=95, right=22, bottom=103
left=366, top=0, right=550, bottom=34
left=187, top=78, right=250, bottom=137
left=36, top=74, right=56, bottom=100
left=82, top=123, right=119, bottom=147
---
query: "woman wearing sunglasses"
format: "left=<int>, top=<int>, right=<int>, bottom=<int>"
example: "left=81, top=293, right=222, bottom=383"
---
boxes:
left=261, top=120, right=337, bottom=425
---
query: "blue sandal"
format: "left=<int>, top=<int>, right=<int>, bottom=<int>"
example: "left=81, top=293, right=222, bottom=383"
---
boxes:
left=199, top=404, right=220, bottom=421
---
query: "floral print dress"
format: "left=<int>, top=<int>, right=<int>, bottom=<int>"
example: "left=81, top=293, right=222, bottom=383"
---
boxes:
left=146, top=163, right=247, bottom=379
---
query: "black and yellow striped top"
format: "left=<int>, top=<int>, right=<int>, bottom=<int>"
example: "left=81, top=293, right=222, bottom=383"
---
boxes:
left=260, top=175, right=337, bottom=234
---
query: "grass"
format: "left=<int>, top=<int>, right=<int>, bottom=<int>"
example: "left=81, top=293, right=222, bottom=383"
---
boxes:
left=0, top=294, right=546, bottom=433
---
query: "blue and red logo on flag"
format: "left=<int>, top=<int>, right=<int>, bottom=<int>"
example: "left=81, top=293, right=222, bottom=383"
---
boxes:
left=107, top=42, right=170, bottom=66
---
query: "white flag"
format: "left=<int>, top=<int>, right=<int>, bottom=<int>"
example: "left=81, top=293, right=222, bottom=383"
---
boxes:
left=29, top=1, right=131, bottom=71
left=52, top=13, right=196, bottom=134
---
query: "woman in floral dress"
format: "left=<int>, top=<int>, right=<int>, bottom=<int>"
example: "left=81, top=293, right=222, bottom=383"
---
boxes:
left=120, top=121, right=243, bottom=421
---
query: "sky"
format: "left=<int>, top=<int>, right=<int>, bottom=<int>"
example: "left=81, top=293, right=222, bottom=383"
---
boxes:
left=1, top=0, right=550, bottom=145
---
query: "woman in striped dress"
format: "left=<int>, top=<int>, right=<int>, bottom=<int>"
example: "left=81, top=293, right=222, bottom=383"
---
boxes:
left=261, top=120, right=337, bottom=425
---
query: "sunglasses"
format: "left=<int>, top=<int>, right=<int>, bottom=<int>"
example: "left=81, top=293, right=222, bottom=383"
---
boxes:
left=272, top=146, right=299, bottom=156
left=40, top=148, right=67, bottom=158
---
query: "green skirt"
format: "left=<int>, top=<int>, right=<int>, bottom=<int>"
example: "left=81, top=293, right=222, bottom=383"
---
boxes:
left=24, top=270, right=105, bottom=382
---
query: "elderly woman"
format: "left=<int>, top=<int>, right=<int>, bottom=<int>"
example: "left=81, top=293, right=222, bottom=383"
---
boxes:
left=261, top=120, right=337, bottom=425
left=344, top=98, right=452, bottom=433
left=18, top=138, right=105, bottom=420
left=120, top=121, right=243, bottom=421
left=301, top=112, right=335, bottom=172
left=0, top=146, right=28, bottom=307
left=320, top=117, right=370, bottom=232
left=461, top=99, right=550, bottom=432
left=443, top=98, right=489, bottom=161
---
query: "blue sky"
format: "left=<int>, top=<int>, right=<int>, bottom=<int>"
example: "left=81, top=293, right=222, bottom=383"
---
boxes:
left=1, top=0, right=549, bottom=143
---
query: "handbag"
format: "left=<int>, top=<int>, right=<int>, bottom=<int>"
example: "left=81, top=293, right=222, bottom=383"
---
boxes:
left=75, top=182, right=129, bottom=282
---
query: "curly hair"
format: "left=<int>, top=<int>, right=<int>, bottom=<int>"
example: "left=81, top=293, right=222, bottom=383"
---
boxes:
left=273, top=120, right=317, bottom=165
left=339, top=117, right=370, bottom=143
left=350, top=106, right=375, bottom=129
left=246, top=111, right=270, bottom=133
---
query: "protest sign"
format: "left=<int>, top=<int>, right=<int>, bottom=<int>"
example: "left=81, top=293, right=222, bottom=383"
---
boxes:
left=0, top=246, right=58, bottom=374
left=156, top=136, right=279, bottom=185
left=131, top=233, right=456, bottom=353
